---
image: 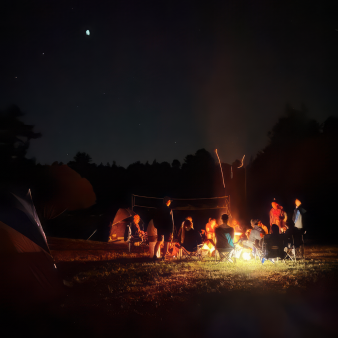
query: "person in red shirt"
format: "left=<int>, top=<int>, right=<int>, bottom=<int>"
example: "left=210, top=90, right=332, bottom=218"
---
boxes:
left=269, top=201, right=287, bottom=234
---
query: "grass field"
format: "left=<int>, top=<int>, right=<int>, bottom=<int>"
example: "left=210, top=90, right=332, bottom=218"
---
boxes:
left=3, top=239, right=338, bottom=338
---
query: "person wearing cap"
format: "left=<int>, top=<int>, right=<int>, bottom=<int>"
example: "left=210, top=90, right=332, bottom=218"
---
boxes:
left=153, top=196, right=174, bottom=260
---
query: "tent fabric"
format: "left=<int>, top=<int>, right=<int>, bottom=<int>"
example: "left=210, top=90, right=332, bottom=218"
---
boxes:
left=0, top=195, right=50, bottom=253
left=0, top=221, right=44, bottom=254
left=33, top=164, right=96, bottom=220
left=13, top=190, right=50, bottom=253
left=108, top=208, right=136, bottom=241
left=112, top=208, right=135, bottom=226
left=0, top=190, right=64, bottom=303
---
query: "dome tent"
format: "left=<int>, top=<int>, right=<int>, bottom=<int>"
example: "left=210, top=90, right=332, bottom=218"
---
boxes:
left=0, top=189, right=64, bottom=304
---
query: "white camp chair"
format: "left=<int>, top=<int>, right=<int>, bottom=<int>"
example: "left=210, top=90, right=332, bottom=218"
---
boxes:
left=178, top=244, right=204, bottom=261
left=214, top=247, right=235, bottom=264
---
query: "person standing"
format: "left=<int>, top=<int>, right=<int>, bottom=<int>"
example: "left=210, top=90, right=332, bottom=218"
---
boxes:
left=147, top=219, right=160, bottom=258
left=292, top=199, right=307, bottom=233
left=269, top=201, right=287, bottom=234
left=153, top=196, right=173, bottom=261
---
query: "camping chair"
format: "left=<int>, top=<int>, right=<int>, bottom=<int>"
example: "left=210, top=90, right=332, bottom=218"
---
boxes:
left=178, top=244, right=203, bottom=261
left=128, top=232, right=148, bottom=252
left=284, top=232, right=305, bottom=261
left=260, top=235, right=286, bottom=264
left=293, top=230, right=305, bottom=259
left=214, top=247, right=235, bottom=264
left=214, top=229, right=235, bottom=264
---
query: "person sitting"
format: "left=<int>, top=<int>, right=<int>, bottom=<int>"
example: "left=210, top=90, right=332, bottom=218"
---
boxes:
left=232, top=219, right=244, bottom=233
left=215, top=214, right=235, bottom=261
left=178, top=216, right=193, bottom=241
left=205, top=217, right=217, bottom=247
left=124, top=214, right=145, bottom=243
left=247, top=219, right=266, bottom=251
left=232, top=219, right=245, bottom=242
left=262, top=224, right=285, bottom=262
left=257, top=220, right=269, bottom=235
left=131, top=214, right=144, bottom=234
left=180, top=219, right=202, bottom=252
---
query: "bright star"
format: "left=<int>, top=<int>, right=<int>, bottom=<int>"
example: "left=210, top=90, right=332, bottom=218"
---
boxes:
left=86, top=30, right=90, bottom=36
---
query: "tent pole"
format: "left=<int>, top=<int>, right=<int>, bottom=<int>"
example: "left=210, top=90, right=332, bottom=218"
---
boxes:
left=87, top=229, right=97, bottom=240
left=131, top=194, right=134, bottom=211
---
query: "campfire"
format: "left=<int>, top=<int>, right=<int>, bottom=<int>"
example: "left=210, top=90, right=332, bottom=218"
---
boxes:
left=201, top=241, right=215, bottom=256
left=234, top=231, right=243, bottom=242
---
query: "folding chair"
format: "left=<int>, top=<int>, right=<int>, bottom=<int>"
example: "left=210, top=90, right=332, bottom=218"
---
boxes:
left=128, top=232, right=148, bottom=252
left=260, top=236, right=286, bottom=264
left=179, top=244, right=203, bottom=261
left=284, top=235, right=296, bottom=261
left=293, top=231, right=305, bottom=260
left=284, top=231, right=305, bottom=261
left=214, top=247, right=235, bottom=263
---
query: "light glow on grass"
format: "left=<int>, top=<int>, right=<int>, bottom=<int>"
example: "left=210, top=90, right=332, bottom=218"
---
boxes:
left=242, top=252, right=251, bottom=261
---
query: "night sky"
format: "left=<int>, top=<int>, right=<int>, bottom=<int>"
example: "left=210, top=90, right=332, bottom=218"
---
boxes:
left=1, top=0, right=337, bottom=167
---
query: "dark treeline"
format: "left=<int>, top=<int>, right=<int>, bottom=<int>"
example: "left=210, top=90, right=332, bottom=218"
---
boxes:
left=1, top=105, right=337, bottom=241
left=247, top=105, right=338, bottom=239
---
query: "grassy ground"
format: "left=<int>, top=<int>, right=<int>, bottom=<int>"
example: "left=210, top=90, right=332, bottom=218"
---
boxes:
left=2, top=239, right=338, bottom=338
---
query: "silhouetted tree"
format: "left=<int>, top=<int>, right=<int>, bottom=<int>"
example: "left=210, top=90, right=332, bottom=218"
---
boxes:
left=73, top=151, right=92, bottom=164
left=172, top=159, right=181, bottom=169
left=0, top=105, right=41, bottom=189
left=247, top=105, right=337, bottom=239
left=0, top=105, right=41, bottom=163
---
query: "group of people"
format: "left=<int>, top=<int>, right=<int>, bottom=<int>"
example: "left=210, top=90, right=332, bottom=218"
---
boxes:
left=243, top=198, right=307, bottom=256
left=269, top=198, right=307, bottom=234
left=127, top=196, right=307, bottom=261
left=146, top=196, right=236, bottom=260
